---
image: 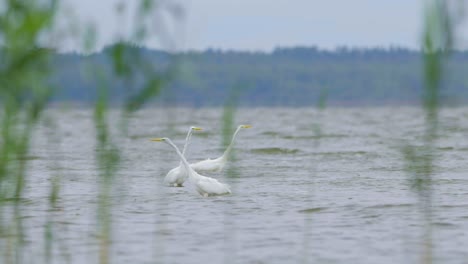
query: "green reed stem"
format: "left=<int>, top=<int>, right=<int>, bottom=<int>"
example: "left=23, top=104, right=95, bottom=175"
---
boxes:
left=402, top=1, right=454, bottom=263
left=0, top=2, right=57, bottom=264
left=302, top=85, right=327, bottom=264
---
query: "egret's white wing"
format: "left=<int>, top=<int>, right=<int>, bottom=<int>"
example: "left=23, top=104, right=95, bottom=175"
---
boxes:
left=190, top=158, right=223, bottom=173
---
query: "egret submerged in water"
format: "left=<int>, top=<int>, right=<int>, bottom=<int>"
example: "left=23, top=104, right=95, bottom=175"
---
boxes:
left=190, top=124, right=251, bottom=174
left=152, top=137, right=231, bottom=197
left=163, top=126, right=202, bottom=187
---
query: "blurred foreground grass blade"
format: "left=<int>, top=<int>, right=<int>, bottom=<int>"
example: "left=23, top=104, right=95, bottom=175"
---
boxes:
left=0, top=0, right=181, bottom=262
left=221, top=82, right=248, bottom=152
left=222, top=82, right=251, bottom=264
left=93, top=2, right=182, bottom=263
left=40, top=113, right=71, bottom=263
left=302, top=85, right=328, bottom=264
left=0, top=1, right=57, bottom=263
left=125, top=77, right=163, bottom=112
left=122, top=52, right=180, bottom=114
left=94, top=75, right=121, bottom=264
left=401, top=1, right=454, bottom=263
left=222, top=86, right=239, bottom=264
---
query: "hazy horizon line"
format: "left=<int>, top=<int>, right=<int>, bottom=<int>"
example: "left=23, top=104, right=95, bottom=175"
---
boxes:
left=56, top=42, right=468, bottom=55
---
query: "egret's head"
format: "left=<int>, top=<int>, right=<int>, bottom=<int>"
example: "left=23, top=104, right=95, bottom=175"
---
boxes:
left=151, top=137, right=167, bottom=142
left=191, top=126, right=203, bottom=131
left=240, top=125, right=252, bottom=129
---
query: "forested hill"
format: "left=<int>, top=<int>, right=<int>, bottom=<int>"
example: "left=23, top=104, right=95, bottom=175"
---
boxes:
left=52, top=46, right=468, bottom=106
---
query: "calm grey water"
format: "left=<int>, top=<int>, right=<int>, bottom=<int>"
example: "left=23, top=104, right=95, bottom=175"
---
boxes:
left=13, top=107, right=468, bottom=263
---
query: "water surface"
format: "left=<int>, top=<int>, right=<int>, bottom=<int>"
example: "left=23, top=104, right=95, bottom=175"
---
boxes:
left=12, top=107, right=468, bottom=263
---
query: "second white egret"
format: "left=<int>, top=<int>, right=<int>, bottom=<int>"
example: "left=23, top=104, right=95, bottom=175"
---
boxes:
left=190, top=124, right=252, bottom=174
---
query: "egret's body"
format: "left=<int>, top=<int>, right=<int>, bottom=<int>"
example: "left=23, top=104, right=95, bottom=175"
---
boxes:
left=152, top=137, right=231, bottom=197
left=163, top=126, right=201, bottom=187
left=163, top=166, right=187, bottom=187
left=190, top=125, right=251, bottom=174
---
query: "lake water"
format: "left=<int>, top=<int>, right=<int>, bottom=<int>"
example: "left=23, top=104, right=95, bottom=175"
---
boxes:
left=7, top=107, right=468, bottom=263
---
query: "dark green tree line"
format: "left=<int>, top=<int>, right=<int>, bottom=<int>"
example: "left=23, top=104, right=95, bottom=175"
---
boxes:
left=51, top=45, right=468, bottom=106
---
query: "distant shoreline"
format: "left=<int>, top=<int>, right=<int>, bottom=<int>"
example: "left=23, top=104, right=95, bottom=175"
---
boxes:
left=50, top=44, right=468, bottom=107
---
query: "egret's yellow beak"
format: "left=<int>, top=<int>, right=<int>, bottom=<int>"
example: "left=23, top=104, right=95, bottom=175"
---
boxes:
left=151, top=138, right=164, bottom=142
left=241, top=125, right=252, bottom=129
left=192, top=127, right=203, bottom=131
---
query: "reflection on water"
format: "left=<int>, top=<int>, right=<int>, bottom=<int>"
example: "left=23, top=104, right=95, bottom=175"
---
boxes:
left=4, top=107, right=468, bottom=263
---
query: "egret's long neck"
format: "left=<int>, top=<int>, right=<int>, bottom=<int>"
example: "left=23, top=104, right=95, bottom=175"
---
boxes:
left=180, top=128, right=193, bottom=166
left=221, top=126, right=241, bottom=161
left=165, top=139, right=198, bottom=179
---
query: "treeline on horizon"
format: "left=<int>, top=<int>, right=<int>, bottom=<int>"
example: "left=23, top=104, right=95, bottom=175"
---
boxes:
left=51, top=45, right=468, bottom=107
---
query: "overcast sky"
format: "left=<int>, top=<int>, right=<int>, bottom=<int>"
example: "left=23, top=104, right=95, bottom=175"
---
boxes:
left=56, top=0, right=467, bottom=52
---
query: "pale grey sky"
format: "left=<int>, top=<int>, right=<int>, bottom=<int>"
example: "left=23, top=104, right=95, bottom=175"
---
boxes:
left=56, top=0, right=467, bottom=52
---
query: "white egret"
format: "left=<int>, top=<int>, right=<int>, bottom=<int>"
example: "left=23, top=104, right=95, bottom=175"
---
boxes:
left=190, top=124, right=252, bottom=174
left=152, top=137, right=231, bottom=197
left=163, top=126, right=202, bottom=187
